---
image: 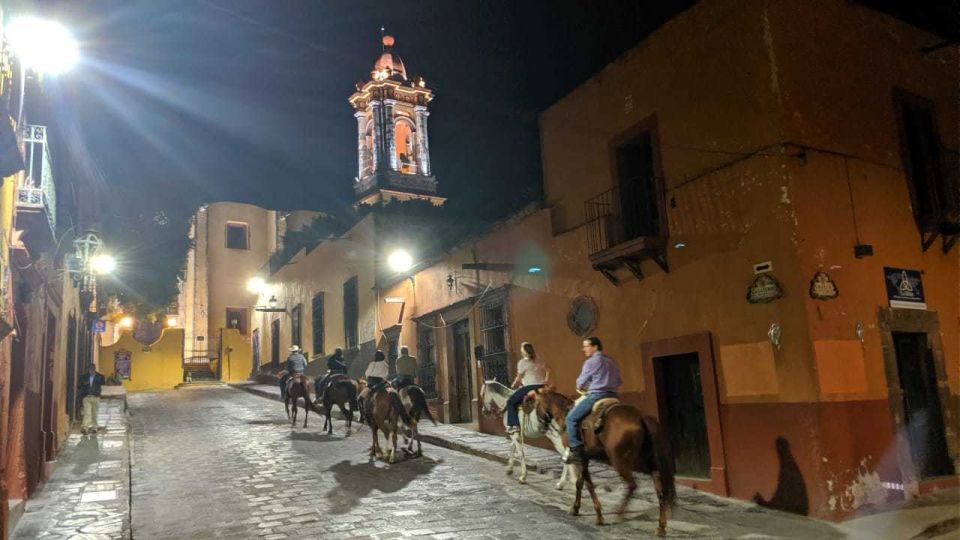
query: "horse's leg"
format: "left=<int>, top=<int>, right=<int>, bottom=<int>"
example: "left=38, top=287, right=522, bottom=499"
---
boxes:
left=389, top=426, right=398, bottom=463
left=505, top=422, right=516, bottom=476
left=571, top=465, right=584, bottom=516
left=546, top=426, right=572, bottom=490
left=302, top=396, right=309, bottom=428
left=582, top=459, right=604, bottom=526
left=612, top=455, right=637, bottom=519
left=369, top=425, right=379, bottom=459
left=284, top=397, right=291, bottom=421
left=518, top=425, right=528, bottom=484
left=653, top=471, right=666, bottom=537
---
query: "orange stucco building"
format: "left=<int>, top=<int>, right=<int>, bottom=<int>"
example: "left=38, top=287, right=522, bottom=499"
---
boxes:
left=243, top=1, right=956, bottom=521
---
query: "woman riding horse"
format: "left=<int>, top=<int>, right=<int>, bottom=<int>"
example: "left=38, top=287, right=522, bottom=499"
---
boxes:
left=505, top=341, right=550, bottom=435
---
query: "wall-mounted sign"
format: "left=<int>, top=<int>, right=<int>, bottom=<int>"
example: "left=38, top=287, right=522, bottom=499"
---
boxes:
left=114, top=349, right=131, bottom=379
left=884, top=267, right=926, bottom=310
left=809, top=271, right=839, bottom=300
left=748, top=274, right=783, bottom=304
left=91, top=320, right=106, bottom=333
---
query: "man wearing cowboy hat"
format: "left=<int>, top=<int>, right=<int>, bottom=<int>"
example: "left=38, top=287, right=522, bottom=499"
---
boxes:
left=279, top=345, right=308, bottom=393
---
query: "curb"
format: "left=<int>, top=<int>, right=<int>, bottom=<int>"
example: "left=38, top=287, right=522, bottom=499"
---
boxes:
left=228, top=383, right=556, bottom=474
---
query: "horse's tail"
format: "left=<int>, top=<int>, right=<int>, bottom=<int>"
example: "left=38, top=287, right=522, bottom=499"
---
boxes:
left=642, top=415, right=677, bottom=508
left=409, top=386, right=436, bottom=425
left=390, top=391, right=413, bottom=426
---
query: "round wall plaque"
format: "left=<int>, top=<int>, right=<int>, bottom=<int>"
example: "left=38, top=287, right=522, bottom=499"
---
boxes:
left=567, top=295, right=598, bottom=337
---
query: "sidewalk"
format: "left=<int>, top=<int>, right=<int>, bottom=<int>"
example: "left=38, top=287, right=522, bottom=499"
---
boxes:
left=12, top=391, right=131, bottom=539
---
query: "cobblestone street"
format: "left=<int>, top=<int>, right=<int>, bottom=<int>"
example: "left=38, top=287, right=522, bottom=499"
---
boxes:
left=121, top=387, right=844, bottom=539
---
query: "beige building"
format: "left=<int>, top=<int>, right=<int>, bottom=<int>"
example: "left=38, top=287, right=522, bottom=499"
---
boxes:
left=179, top=202, right=320, bottom=376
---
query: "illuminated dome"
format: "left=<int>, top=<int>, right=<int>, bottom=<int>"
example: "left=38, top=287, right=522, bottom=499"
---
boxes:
left=373, top=35, right=407, bottom=81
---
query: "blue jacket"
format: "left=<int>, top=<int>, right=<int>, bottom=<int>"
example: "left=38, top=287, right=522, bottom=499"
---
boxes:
left=285, top=353, right=307, bottom=374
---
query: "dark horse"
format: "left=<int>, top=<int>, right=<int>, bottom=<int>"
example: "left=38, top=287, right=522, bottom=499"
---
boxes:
left=283, top=374, right=318, bottom=428
left=364, top=384, right=412, bottom=463
left=398, top=385, right=437, bottom=456
left=319, top=376, right=359, bottom=435
left=534, top=387, right=677, bottom=535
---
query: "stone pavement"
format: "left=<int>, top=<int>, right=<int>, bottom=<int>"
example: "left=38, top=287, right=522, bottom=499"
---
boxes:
left=230, top=383, right=844, bottom=538
left=12, top=395, right=130, bottom=539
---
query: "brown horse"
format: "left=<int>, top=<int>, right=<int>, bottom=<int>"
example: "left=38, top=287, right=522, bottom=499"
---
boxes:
left=533, top=387, right=677, bottom=535
left=319, top=376, right=359, bottom=435
left=284, top=374, right=318, bottom=428
left=398, top=385, right=437, bottom=456
left=364, top=385, right=412, bottom=463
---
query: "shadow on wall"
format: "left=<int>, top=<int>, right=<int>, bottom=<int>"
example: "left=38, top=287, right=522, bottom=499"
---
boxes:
left=753, top=436, right=809, bottom=516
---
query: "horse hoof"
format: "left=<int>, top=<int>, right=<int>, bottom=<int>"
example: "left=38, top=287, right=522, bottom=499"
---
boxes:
left=569, top=508, right=579, bottom=516
left=518, top=478, right=527, bottom=485
left=596, top=517, right=604, bottom=526
left=506, top=469, right=513, bottom=476
left=656, top=527, right=666, bottom=537
left=555, top=483, right=565, bottom=490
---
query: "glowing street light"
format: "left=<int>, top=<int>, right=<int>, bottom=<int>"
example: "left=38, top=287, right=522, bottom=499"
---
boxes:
left=166, top=316, right=178, bottom=328
left=246, top=276, right=267, bottom=294
left=7, top=17, right=79, bottom=75
left=387, top=249, right=413, bottom=273
left=90, top=254, right=117, bottom=275
left=119, top=316, right=134, bottom=328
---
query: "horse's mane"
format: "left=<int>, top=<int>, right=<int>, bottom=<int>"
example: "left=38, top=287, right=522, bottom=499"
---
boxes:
left=483, top=380, right=511, bottom=398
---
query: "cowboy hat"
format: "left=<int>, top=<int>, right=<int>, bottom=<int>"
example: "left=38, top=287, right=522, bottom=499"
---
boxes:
left=288, top=345, right=301, bottom=352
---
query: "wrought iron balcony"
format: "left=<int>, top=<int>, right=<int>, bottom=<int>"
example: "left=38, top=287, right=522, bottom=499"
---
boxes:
left=14, top=124, right=57, bottom=251
left=584, top=184, right=668, bottom=284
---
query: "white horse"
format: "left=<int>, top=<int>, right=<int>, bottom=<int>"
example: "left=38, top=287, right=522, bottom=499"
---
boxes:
left=480, top=380, right=576, bottom=489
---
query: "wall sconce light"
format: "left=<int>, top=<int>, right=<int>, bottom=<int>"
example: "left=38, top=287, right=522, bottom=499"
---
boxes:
left=768, top=322, right=782, bottom=350
left=446, top=274, right=456, bottom=292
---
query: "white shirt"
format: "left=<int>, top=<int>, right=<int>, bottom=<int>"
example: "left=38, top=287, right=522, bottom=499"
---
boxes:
left=365, top=361, right=389, bottom=379
left=517, top=357, right=548, bottom=386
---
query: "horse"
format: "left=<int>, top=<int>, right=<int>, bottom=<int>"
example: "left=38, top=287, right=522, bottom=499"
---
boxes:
left=533, top=387, right=677, bottom=535
left=364, top=384, right=413, bottom=463
left=284, top=374, right=318, bottom=428
left=397, top=385, right=436, bottom=456
left=479, top=380, right=576, bottom=488
left=318, top=376, right=359, bottom=435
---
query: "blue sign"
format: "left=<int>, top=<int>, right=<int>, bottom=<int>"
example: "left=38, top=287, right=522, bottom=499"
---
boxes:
left=91, top=320, right=107, bottom=333
left=884, top=267, right=926, bottom=310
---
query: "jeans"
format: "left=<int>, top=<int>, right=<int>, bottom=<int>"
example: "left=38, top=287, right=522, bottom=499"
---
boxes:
left=506, top=384, right=544, bottom=427
left=82, top=396, right=100, bottom=430
left=566, top=391, right=617, bottom=448
left=392, top=376, right=415, bottom=389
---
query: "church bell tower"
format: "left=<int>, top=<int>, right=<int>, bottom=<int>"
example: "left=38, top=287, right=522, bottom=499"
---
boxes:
left=349, top=34, right=445, bottom=207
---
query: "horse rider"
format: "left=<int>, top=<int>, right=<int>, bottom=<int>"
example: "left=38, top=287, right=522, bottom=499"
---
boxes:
left=280, top=345, right=308, bottom=393
left=314, top=348, right=347, bottom=400
left=364, top=350, right=389, bottom=392
left=506, top=341, right=550, bottom=434
left=564, top=336, right=621, bottom=464
left=391, top=346, right=418, bottom=390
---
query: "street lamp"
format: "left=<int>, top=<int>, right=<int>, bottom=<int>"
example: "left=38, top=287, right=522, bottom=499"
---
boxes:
left=119, top=316, right=133, bottom=328
left=387, top=249, right=413, bottom=273
left=166, top=316, right=178, bottom=328
left=6, top=16, right=79, bottom=124
left=90, top=254, right=117, bottom=275
left=246, top=276, right=267, bottom=294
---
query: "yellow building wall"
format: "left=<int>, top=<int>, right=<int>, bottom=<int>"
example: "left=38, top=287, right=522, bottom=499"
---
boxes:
left=219, top=328, right=253, bottom=382
left=100, top=329, right=184, bottom=392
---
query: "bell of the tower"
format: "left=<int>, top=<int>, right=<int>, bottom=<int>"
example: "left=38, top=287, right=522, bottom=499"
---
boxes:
left=349, top=35, right=445, bottom=208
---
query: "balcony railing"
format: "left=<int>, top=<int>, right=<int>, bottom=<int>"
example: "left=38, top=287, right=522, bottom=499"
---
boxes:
left=583, top=184, right=668, bottom=283
left=15, top=124, right=56, bottom=237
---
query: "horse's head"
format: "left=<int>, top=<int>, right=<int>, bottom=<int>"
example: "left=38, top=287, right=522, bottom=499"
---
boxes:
left=532, top=386, right=570, bottom=424
left=480, top=380, right=507, bottom=416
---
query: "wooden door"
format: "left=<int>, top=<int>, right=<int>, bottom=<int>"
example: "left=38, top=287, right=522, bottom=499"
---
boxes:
left=655, top=352, right=710, bottom=478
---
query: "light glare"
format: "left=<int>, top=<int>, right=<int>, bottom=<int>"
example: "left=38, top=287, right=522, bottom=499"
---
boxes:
left=90, top=254, right=117, bottom=275
left=387, top=249, right=413, bottom=273
left=166, top=316, right=177, bottom=327
left=8, top=17, right=79, bottom=74
left=246, top=277, right=266, bottom=294
left=119, top=316, right=133, bottom=328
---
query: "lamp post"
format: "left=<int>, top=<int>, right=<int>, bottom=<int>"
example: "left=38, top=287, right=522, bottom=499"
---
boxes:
left=6, top=16, right=79, bottom=125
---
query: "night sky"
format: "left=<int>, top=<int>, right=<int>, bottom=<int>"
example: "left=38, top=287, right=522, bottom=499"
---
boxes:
left=31, top=0, right=956, bottom=310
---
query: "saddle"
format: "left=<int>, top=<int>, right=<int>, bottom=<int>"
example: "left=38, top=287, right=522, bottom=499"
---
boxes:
left=575, top=395, right=621, bottom=435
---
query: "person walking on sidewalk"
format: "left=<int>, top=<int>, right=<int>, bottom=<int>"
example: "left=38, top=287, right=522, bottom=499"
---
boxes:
left=564, top=336, right=621, bottom=464
left=506, top=342, right=550, bottom=434
left=79, top=363, right=106, bottom=435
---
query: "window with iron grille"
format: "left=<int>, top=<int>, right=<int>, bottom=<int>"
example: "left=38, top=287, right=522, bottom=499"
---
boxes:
left=311, top=292, right=324, bottom=356
left=479, top=298, right=509, bottom=385
left=417, top=326, right=438, bottom=399
left=343, top=276, right=359, bottom=349
left=291, top=303, right=303, bottom=349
